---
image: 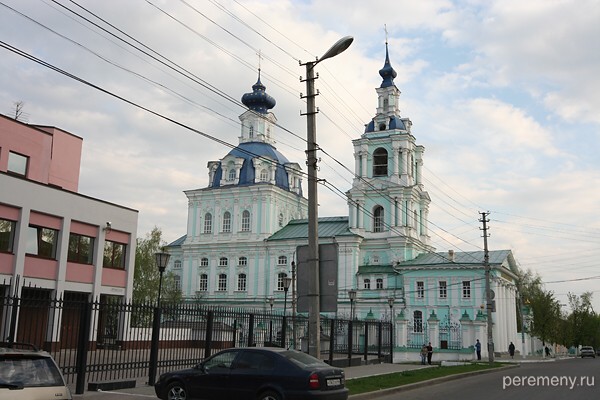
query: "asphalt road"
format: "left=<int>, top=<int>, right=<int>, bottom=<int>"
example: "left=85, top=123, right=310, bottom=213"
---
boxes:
left=375, top=358, right=599, bottom=400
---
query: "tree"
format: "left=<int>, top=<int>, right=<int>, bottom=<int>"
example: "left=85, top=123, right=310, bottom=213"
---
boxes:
left=567, top=292, right=598, bottom=349
left=527, top=286, right=561, bottom=346
left=133, top=226, right=181, bottom=305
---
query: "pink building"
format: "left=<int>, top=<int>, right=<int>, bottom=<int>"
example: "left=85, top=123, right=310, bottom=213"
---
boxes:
left=0, top=114, right=138, bottom=348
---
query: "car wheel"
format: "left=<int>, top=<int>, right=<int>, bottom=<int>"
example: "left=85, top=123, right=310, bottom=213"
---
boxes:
left=257, top=390, right=282, bottom=400
left=166, top=381, right=187, bottom=400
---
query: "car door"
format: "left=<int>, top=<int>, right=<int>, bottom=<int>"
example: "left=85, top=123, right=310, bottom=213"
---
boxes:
left=229, top=350, right=278, bottom=400
left=188, top=349, right=239, bottom=399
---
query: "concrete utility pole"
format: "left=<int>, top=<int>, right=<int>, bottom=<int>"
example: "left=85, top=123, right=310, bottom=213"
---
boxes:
left=301, top=36, right=353, bottom=358
left=480, top=211, right=494, bottom=364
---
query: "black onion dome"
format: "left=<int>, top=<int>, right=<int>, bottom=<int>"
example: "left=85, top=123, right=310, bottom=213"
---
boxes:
left=379, top=43, right=397, bottom=88
left=241, top=71, right=276, bottom=113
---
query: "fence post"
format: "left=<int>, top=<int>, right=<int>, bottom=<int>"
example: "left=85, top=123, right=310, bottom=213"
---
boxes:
left=347, top=320, right=352, bottom=362
left=233, top=319, right=237, bottom=348
left=377, top=322, right=383, bottom=360
left=389, top=321, right=394, bottom=364
left=75, top=300, right=92, bottom=394
left=247, top=314, right=254, bottom=347
left=363, top=322, right=368, bottom=362
left=7, top=293, right=19, bottom=344
left=148, top=306, right=162, bottom=385
left=328, top=320, right=334, bottom=364
left=204, top=311, right=214, bottom=358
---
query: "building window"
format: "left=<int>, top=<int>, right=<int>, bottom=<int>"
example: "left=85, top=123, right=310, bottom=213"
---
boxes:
left=439, top=281, right=447, bottom=298
left=103, top=240, right=127, bottom=269
left=414, top=311, right=423, bottom=333
left=174, top=260, right=182, bottom=269
left=204, top=213, right=213, bottom=234
left=277, top=273, right=288, bottom=291
left=363, top=278, right=371, bottom=290
left=462, top=281, right=471, bottom=299
left=237, top=274, right=247, bottom=291
left=238, top=256, right=247, bottom=267
left=67, top=233, right=94, bottom=264
left=373, top=206, right=384, bottom=232
left=277, top=255, right=287, bottom=266
left=373, top=147, right=388, bottom=176
left=219, top=257, right=228, bottom=267
left=218, top=274, right=227, bottom=291
left=241, top=210, right=251, bottom=232
left=416, top=281, right=424, bottom=299
left=200, top=257, right=209, bottom=267
left=26, top=226, right=58, bottom=259
left=7, top=151, right=28, bottom=176
left=260, top=169, right=268, bottom=182
left=0, top=218, right=16, bottom=253
left=249, top=125, right=254, bottom=138
left=376, top=278, right=384, bottom=289
left=278, top=213, right=284, bottom=227
left=228, top=168, right=236, bottom=181
left=199, top=274, right=208, bottom=291
left=222, top=212, right=231, bottom=233
left=174, top=275, right=181, bottom=291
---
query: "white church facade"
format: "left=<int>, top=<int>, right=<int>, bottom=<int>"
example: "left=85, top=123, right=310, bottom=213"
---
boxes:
left=165, top=43, right=521, bottom=360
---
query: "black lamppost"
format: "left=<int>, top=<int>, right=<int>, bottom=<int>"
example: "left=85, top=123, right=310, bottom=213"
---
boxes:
left=388, top=297, right=395, bottom=363
left=268, top=296, right=274, bottom=345
left=281, top=277, right=292, bottom=348
left=148, top=250, right=170, bottom=385
left=348, top=289, right=357, bottom=320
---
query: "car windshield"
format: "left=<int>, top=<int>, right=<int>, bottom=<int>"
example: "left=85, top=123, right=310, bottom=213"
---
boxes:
left=0, top=356, right=64, bottom=387
left=282, top=350, right=328, bottom=368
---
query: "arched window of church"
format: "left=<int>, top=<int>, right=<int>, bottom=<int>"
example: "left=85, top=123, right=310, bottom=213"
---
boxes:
left=200, top=258, right=209, bottom=267
left=199, top=274, right=208, bottom=291
left=277, top=273, right=288, bottom=291
left=249, top=125, right=254, bottom=138
left=373, top=206, right=384, bottom=232
left=373, top=148, right=388, bottom=176
left=379, top=123, right=386, bottom=131
left=414, top=311, right=423, bottom=332
left=204, top=213, right=213, bottom=234
left=223, top=211, right=231, bottom=233
left=278, top=255, right=287, bottom=266
left=241, top=210, right=251, bottom=232
left=363, top=278, right=371, bottom=290
left=260, top=169, right=269, bottom=182
left=228, top=168, right=236, bottom=181
left=219, top=257, right=228, bottom=267
left=174, top=275, right=181, bottom=291
left=218, top=274, right=227, bottom=291
left=383, top=98, right=389, bottom=109
left=237, top=273, right=247, bottom=291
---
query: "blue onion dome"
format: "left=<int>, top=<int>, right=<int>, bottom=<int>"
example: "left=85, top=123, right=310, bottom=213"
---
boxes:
left=241, top=70, right=276, bottom=113
left=379, top=43, right=397, bottom=88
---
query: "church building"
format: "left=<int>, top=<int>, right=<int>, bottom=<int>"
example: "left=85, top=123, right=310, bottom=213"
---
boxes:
left=166, top=43, right=520, bottom=360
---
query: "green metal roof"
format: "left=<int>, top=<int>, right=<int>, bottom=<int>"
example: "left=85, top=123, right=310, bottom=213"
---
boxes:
left=267, top=216, right=358, bottom=241
left=358, top=264, right=395, bottom=274
left=398, top=250, right=514, bottom=268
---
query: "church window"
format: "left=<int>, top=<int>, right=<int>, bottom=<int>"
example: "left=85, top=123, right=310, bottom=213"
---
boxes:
left=414, top=311, right=423, bottom=332
left=249, top=125, right=254, bottom=138
left=379, top=123, right=386, bottom=131
left=363, top=278, right=371, bottom=290
left=173, top=260, right=182, bottom=269
left=373, top=148, right=388, bottom=176
left=174, top=275, right=181, bottom=291
left=278, top=256, right=287, bottom=266
left=200, top=258, right=209, bottom=267
left=278, top=213, right=284, bottom=227
left=237, top=274, right=247, bottom=291
left=417, top=281, right=424, bottom=298
left=260, top=169, right=269, bottom=182
left=373, top=206, right=384, bottom=232
left=219, top=257, right=228, bottom=267
left=376, top=278, right=384, bottom=289
left=238, top=256, right=247, bottom=266
left=241, top=210, right=251, bottom=232
left=223, top=211, right=231, bottom=233
left=439, top=281, right=447, bottom=298
left=383, top=98, right=389, bottom=109
left=204, top=213, right=213, bottom=234
left=462, top=281, right=471, bottom=298
left=228, top=168, right=236, bottom=181
left=199, top=274, right=208, bottom=291
left=218, top=274, right=227, bottom=291
left=277, top=273, right=288, bottom=291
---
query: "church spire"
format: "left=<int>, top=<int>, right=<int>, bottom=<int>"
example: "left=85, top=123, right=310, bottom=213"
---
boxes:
left=241, top=68, right=276, bottom=114
left=378, top=37, right=397, bottom=88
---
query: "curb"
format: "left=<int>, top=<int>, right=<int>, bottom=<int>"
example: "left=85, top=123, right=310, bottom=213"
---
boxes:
left=349, top=364, right=519, bottom=400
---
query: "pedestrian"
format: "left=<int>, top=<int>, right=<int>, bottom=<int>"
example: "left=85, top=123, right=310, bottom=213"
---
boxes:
left=427, top=342, right=433, bottom=365
left=420, top=344, right=428, bottom=365
left=509, top=342, right=515, bottom=359
left=545, top=345, right=551, bottom=357
left=475, top=339, right=481, bottom=360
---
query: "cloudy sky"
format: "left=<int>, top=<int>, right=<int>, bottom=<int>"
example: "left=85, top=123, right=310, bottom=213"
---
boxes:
left=1, top=0, right=599, bottom=310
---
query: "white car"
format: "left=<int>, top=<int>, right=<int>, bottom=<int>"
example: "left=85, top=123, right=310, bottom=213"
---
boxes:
left=580, top=346, right=596, bottom=358
left=0, top=342, right=72, bottom=399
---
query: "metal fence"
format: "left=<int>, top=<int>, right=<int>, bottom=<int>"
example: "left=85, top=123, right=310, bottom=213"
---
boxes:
left=0, top=286, right=392, bottom=394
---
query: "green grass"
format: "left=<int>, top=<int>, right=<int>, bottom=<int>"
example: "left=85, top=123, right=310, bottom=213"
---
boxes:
left=345, top=363, right=505, bottom=395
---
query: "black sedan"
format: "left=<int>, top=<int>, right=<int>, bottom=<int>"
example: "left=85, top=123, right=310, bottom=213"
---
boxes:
left=154, top=347, right=348, bottom=400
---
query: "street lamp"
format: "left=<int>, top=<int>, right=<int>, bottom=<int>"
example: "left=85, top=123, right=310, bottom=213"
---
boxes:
left=301, top=35, right=353, bottom=358
left=388, top=297, right=395, bottom=363
left=148, top=250, right=170, bottom=385
left=281, top=277, right=292, bottom=348
left=268, top=296, right=274, bottom=345
left=348, top=289, right=357, bottom=320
